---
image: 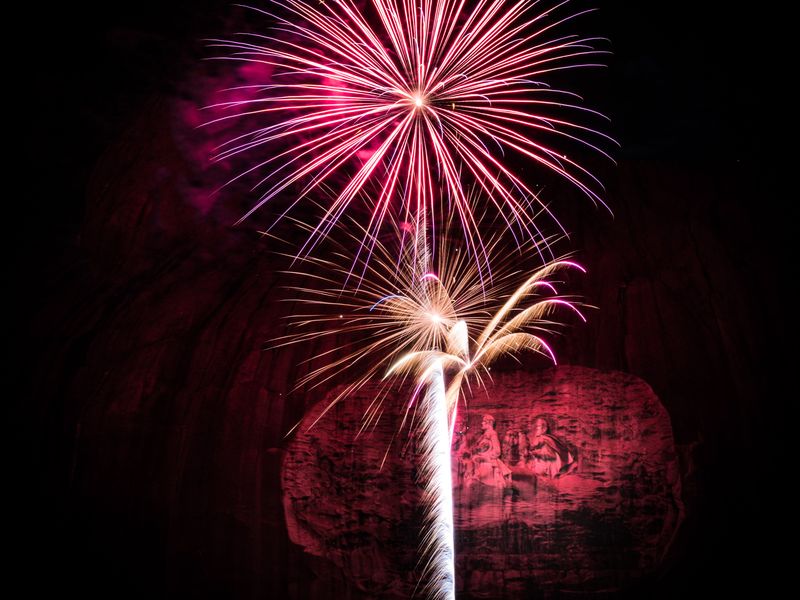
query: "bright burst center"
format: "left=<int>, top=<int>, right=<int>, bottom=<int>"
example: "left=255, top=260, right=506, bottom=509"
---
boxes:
left=413, top=93, right=425, bottom=109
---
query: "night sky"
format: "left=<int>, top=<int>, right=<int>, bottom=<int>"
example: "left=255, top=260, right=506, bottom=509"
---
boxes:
left=12, top=2, right=787, bottom=598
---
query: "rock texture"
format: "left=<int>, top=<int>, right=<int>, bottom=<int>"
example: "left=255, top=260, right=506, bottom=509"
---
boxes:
left=283, top=367, right=682, bottom=598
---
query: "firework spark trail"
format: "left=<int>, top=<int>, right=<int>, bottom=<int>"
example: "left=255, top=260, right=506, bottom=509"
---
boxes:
left=416, top=360, right=456, bottom=600
left=207, top=0, right=614, bottom=263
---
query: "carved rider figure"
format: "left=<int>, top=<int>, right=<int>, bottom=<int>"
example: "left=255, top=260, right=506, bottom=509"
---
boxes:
left=524, top=416, right=577, bottom=478
left=461, top=414, right=511, bottom=487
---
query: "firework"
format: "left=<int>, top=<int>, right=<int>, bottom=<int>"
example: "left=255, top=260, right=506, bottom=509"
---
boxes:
left=276, top=217, right=582, bottom=429
left=276, top=220, right=585, bottom=598
left=385, top=255, right=588, bottom=408
left=207, top=0, right=613, bottom=260
left=382, top=246, right=584, bottom=600
left=201, top=3, right=612, bottom=599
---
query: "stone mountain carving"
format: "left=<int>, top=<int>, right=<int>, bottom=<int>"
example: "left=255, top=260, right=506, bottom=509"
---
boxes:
left=282, top=367, right=684, bottom=598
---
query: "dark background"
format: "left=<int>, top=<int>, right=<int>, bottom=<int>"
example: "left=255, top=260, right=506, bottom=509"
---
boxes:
left=12, top=2, right=787, bottom=598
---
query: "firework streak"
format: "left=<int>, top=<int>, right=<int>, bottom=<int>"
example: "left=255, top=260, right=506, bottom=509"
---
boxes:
left=207, top=0, right=613, bottom=262
left=416, top=362, right=456, bottom=600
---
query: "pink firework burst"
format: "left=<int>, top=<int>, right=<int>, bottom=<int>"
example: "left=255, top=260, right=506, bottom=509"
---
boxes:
left=206, top=0, right=614, bottom=261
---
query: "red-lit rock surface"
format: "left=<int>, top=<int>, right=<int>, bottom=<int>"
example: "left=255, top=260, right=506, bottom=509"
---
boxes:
left=283, top=367, right=682, bottom=598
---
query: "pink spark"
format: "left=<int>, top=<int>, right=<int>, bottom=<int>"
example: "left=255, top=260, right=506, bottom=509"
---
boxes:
left=207, top=0, right=614, bottom=261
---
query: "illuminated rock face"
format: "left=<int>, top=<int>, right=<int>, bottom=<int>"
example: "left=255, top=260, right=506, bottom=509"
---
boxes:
left=282, top=366, right=683, bottom=598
